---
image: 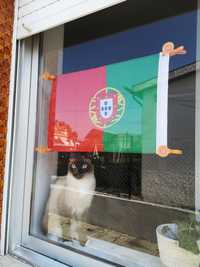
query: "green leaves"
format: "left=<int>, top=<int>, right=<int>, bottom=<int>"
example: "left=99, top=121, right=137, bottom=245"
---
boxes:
left=177, top=215, right=200, bottom=255
left=161, top=214, right=200, bottom=255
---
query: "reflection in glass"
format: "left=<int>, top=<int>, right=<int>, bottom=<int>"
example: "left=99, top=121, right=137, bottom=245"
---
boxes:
left=30, top=1, right=199, bottom=266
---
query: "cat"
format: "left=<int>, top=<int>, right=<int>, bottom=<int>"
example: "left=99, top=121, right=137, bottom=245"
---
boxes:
left=42, top=156, right=96, bottom=245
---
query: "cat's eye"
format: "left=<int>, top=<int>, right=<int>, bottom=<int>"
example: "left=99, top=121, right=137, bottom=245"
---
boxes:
left=71, top=164, right=76, bottom=169
left=82, top=164, right=88, bottom=169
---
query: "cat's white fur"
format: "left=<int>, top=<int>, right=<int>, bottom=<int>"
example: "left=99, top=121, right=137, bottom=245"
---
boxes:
left=65, top=171, right=96, bottom=218
left=43, top=166, right=96, bottom=242
left=65, top=171, right=96, bottom=240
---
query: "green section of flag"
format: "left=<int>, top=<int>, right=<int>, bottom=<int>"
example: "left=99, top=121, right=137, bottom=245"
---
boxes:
left=103, top=54, right=159, bottom=153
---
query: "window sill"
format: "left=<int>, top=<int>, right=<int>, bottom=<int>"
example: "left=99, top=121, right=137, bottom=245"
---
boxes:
left=86, top=238, right=163, bottom=267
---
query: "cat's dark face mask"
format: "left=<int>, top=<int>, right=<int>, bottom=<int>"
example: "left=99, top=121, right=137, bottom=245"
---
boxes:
left=68, top=158, right=93, bottom=179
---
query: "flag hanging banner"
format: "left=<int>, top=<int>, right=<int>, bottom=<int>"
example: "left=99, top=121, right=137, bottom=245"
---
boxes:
left=48, top=53, right=169, bottom=153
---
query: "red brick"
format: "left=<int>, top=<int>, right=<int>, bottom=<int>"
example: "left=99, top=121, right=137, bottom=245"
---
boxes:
left=0, top=0, right=14, bottom=219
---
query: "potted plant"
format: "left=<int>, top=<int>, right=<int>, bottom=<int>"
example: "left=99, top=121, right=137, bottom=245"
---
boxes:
left=156, top=215, right=200, bottom=267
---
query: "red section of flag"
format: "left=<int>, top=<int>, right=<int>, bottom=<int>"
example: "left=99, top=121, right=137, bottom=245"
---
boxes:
left=48, top=67, right=106, bottom=152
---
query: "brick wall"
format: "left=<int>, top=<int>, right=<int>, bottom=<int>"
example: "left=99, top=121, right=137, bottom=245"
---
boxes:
left=0, top=1, right=14, bottom=218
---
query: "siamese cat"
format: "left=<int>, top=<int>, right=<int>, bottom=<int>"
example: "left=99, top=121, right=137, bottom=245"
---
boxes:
left=42, top=156, right=96, bottom=244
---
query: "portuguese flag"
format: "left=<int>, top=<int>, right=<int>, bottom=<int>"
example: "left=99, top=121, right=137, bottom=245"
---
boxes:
left=48, top=53, right=169, bottom=153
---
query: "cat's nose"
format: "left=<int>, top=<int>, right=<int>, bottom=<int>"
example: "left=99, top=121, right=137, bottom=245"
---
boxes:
left=76, top=173, right=84, bottom=179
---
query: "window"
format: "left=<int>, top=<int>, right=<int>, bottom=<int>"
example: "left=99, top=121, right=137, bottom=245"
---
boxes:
left=10, top=1, right=200, bottom=267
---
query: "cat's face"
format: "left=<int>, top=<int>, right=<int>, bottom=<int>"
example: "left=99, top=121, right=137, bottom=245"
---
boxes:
left=68, top=158, right=93, bottom=179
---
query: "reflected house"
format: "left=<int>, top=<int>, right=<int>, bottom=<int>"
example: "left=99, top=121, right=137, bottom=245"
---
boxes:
left=125, top=78, right=157, bottom=153
left=53, top=120, right=80, bottom=148
left=80, top=129, right=103, bottom=151
left=53, top=122, right=103, bottom=151
left=82, top=129, right=142, bottom=152
left=125, top=66, right=196, bottom=208
left=103, top=132, right=142, bottom=152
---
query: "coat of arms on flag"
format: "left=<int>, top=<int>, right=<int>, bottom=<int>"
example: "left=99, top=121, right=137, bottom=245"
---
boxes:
left=37, top=42, right=185, bottom=157
left=100, top=98, right=114, bottom=119
left=89, top=87, right=125, bottom=129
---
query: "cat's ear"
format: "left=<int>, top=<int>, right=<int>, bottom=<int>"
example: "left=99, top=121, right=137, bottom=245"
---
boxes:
left=84, top=158, right=92, bottom=164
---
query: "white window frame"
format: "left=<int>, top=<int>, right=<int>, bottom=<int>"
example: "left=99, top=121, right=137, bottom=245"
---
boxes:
left=6, top=36, right=119, bottom=267
left=2, top=1, right=200, bottom=266
left=6, top=35, right=161, bottom=267
left=17, top=0, right=127, bottom=39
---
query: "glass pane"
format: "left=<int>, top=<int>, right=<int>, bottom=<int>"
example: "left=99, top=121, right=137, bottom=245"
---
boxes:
left=30, top=1, right=200, bottom=266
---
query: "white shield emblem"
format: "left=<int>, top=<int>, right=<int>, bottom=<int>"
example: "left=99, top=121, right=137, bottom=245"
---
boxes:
left=100, top=98, right=113, bottom=119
